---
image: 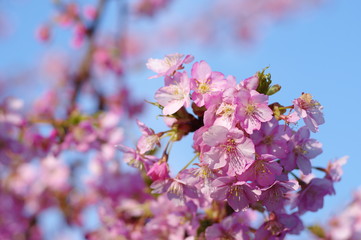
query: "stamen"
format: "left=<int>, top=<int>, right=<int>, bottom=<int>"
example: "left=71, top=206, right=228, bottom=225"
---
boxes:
left=245, top=104, right=256, bottom=115
left=221, top=138, right=246, bottom=173
left=198, top=82, right=210, bottom=94
left=294, top=145, right=308, bottom=155
left=263, top=135, right=273, bottom=145
left=217, top=103, right=235, bottom=118
left=254, top=160, right=271, bottom=174
left=169, top=181, right=184, bottom=196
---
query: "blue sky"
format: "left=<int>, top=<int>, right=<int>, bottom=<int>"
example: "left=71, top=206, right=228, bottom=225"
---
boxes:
left=1, top=0, right=361, bottom=238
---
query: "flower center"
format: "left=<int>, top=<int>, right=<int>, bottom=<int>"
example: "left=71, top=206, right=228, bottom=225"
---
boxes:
left=165, top=55, right=179, bottom=67
left=198, top=82, right=210, bottom=94
left=168, top=180, right=184, bottom=197
left=129, top=158, right=144, bottom=170
left=245, top=104, right=256, bottom=115
left=229, top=185, right=243, bottom=197
left=217, top=103, right=235, bottom=118
left=221, top=139, right=246, bottom=173
left=270, top=188, right=282, bottom=200
left=262, top=135, right=273, bottom=145
left=266, top=221, right=284, bottom=235
left=223, top=139, right=237, bottom=153
left=254, top=160, right=270, bottom=174
left=169, top=85, right=183, bottom=100
left=294, top=145, right=307, bottom=155
left=299, top=93, right=320, bottom=109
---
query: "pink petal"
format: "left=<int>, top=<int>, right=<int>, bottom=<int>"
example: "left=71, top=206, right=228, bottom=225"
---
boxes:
left=163, top=100, right=184, bottom=115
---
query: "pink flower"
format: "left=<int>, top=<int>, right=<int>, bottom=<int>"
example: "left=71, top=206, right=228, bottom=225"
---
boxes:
left=259, top=180, right=299, bottom=213
left=326, top=156, right=348, bottom=182
left=9, top=163, right=38, bottom=197
left=151, top=178, right=199, bottom=204
left=55, top=3, right=78, bottom=26
left=294, top=177, right=335, bottom=214
left=279, top=110, right=300, bottom=124
left=240, top=154, right=283, bottom=187
left=202, top=125, right=255, bottom=175
left=142, top=195, right=196, bottom=239
left=182, top=165, right=217, bottom=200
left=40, top=155, right=70, bottom=192
left=255, top=212, right=304, bottom=239
left=293, top=93, right=325, bottom=132
left=36, top=24, right=51, bottom=42
left=147, top=160, right=170, bottom=181
left=236, top=89, right=273, bottom=134
left=280, top=126, right=322, bottom=174
left=83, top=5, right=97, bottom=20
left=146, top=53, right=194, bottom=79
left=193, top=125, right=211, bottom=154
left=190, top=60, right=230, bottom=108
left=251, top=117, right=292, bottom=158
left=154, top=71, right=191, bottom=115
left=136, top=120, right=160, bottom=154
left=210, top=176, right=261, bottom=212
left=203, top=87, right=238, bottom=129
left=93, top=47, right=123, bottom=75
left=32, top=90, right=58, bottom=118
left=205, top=213, right=250, bottom=240
left=238, top=74, right=259, bottom=90
left=116, top=144, right=157, bottom=171
left=63, top=120, right=98, bottom=152
left=0, top=188, right=37, bottom=239
left=71, top=23, right=86, bottom=48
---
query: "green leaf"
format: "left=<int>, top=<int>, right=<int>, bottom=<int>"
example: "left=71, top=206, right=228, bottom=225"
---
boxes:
left=256, top=67, right=282, bottom=96
left=256, top=67, right=272, bottom=95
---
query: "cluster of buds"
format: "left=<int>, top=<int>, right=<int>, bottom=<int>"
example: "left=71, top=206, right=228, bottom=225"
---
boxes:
left=118, top=53, right=346, bottom=239
left=35, top=2, right=98, bottom=47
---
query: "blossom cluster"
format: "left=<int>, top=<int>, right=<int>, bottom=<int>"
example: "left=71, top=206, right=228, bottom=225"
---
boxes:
left=0, top=2, right=145, bottom=237
left=0, top=91, right=142, bottom=238
left=36, top=2, right=96, bottom=47
left=1, top=0, right=348, bottom=238
left=117, top=53, right=346, bottom=239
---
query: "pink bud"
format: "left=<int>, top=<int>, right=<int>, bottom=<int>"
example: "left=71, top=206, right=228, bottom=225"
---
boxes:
left=36, top=25, right=51, bottom=42
left=83, top=5, right=98, bottom=20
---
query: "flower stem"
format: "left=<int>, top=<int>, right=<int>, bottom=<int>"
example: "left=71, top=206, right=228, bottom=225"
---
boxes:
left=290, top=171, right=307, bottom=187
left=180, top=153, right=199, bottom=171
left=278, top=105, right=294, bottom=110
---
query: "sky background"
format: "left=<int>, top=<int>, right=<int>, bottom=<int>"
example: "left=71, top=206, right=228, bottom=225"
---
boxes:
left=1, top=0, right=361, bottom=239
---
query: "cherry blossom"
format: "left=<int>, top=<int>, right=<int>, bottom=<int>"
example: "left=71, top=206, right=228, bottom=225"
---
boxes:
left=240, top=154, right=283, bottom=187
left=146, top=53, right=194, bottom=79
left=293, top=93, right=325, bottom=132
left=211, top=176, right=261, bottom=212
left=155, top=71, right=191, bottom=115
left=280, top=126, right=323, bottom=174
left=294, top=177, right=335, bottom=214
left=190, top=60, right=229, bottom=108
left=0, top=40, right=345, bottom=239
left=202, top=125, right=255, bottom=175
left=236, top=88, right=273, bottom=134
